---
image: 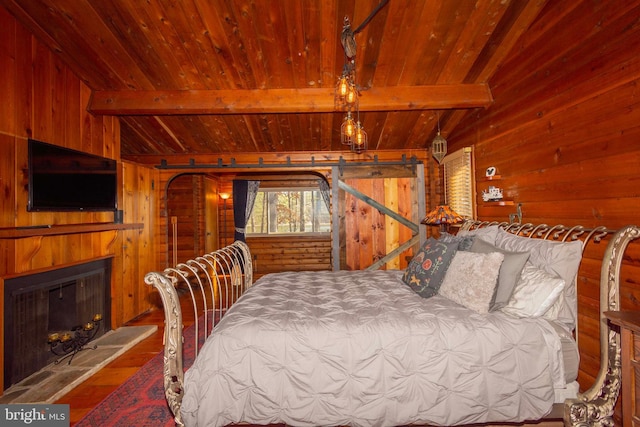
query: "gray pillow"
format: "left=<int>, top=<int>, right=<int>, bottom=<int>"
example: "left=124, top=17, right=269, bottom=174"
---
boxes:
left=438, top=232, right=474, bottom=251
left=457, top=224, right=500, bottom=245
left=402, top=238, right=458, bottom=298
left=469, top=238, right=529, bottom=311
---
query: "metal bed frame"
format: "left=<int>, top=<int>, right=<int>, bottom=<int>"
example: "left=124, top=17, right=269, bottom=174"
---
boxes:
left=145, top=222, right=640, bottom=426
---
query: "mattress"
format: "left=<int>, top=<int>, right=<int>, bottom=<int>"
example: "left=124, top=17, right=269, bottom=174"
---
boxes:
left=182, top=270, right=571, bottom=427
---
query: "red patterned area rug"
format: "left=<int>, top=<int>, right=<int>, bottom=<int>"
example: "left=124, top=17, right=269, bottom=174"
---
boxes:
left=75, top=318, right=201, bottom=427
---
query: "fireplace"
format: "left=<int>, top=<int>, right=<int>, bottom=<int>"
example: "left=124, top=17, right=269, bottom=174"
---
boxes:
left=3, top=258, right=112, bottom=389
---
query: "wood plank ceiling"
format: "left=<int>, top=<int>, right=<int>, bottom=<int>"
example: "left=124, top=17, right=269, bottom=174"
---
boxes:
left=2, top=0, right=548, bottom=163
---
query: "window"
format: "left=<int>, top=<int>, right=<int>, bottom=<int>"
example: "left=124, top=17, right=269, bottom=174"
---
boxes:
left=246, top=189, right=330, bottom=235
left=442, top=146, right=474, bottom=219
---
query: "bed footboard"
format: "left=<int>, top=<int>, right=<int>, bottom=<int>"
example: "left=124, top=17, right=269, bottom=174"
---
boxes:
left=144, top=241, right=253, bottom=427
left=563, top=225, right=640, bottom=426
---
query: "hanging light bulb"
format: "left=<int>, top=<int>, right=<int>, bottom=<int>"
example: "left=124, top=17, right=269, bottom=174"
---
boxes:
left=336, top=72, right=357, bottom=110
left=345, top=84, right=357, bottom=106
left=337, top=74, right=349, bottom=98
left=352, top=122, right=367, bottom=153
left=341, top=112, right=356, bottom=145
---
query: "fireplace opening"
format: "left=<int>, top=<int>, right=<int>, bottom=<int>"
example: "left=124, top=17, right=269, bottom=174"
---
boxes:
left=3, top=258, right=112, bottom=389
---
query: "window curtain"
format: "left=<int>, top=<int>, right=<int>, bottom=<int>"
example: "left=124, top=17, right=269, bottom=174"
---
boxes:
left=232, top=180, right=260, bottom=242
left=317, top=178, right=331, bottom=211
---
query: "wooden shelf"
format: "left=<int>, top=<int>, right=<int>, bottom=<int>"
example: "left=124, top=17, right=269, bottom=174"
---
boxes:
left=480, top=175, right=502, bottom=181
left=482, top=200, right=515, bottom=206
left=0, top=223, right=144, bottom=239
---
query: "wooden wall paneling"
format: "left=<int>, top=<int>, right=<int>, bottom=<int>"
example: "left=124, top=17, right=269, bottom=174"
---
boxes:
left=32, top=40, right=53, bottom=143
left=0, top=9, right=16, bottom=135
left=450, top=2, right=640, bottom=416
left=110, top=230, right=125, bottom=328
left=384, top=178, right=400, bottom=269
left=332, top=167, right=345, bottom=271
left=352, top=178, right=374, bottom=270
left=401, top=175, right=421, bottom=266
left=167, top=174, right=191, bottom=263
left=371, top=178, right=386, bottom=267
left=397, top=177, right=416, bottom=265
left=120, top=228, right=138, bottom=325
left=194, top=175, right=205, bottom=256
left=112, top=161, right=156, bottom=326
left=0, top=135, right=15, bottom=230
left=52, top=52, right=67, bottom=148
left=203, top=177, right=218, bottom=253
left=14, top=20, right=32, bottom=141
left=166, top=174, right=208, bottom=264
left=344, top=179, right=361, bottom=270
left=247, top=236, right=331, bottom=278
left=118, top=162, right=136, bottom=325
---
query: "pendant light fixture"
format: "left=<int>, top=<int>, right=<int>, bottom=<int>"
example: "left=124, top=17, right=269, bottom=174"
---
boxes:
left=334, top=2, right=389, bottom=153
left=432, top=112, right=447, bottom=163
left=336, top=17, right=367, bottom=153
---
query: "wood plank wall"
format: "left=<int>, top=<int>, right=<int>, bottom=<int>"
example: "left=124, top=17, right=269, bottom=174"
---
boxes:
left=450, top=0, right=640, bottom=416
left=247, top=236, right=332, bottom=279
left=167, top=174, right=206, bottom=264
left=342, top=175, right=419, bottom=270
left=0, top=8, right=157, bottom=392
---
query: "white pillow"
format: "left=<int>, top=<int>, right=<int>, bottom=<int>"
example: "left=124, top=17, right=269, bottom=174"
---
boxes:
left=501, top=265, right=565, bottom=318
left=495, top=228, right=582, bottom=328
left=439, top=251, right=504, bottom=314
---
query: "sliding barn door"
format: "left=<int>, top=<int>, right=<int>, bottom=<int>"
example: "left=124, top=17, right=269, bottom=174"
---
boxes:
left=331, top=164, right=425, bottom=271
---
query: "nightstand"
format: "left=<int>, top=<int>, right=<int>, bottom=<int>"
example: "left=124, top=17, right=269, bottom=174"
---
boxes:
left=604, top=310, right=640, bottom=426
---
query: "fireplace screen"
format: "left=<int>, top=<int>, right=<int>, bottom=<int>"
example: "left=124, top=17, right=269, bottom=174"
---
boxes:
left=3, top=258, right=111, bottom=389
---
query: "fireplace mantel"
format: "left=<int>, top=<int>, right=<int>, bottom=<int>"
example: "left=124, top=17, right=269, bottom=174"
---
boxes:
left=0, top=223, right=144, bottom=239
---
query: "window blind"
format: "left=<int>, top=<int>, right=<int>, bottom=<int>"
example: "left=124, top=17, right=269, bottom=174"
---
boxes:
left=443, top=146, right=474, bottom=219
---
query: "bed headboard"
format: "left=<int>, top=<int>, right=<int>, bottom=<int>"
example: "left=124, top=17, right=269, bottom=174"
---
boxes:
left=459, top=220, right=640, bottom=426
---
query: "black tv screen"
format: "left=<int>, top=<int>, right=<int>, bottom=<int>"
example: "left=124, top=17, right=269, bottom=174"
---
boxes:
left=28, top=139, right=117, bottom=212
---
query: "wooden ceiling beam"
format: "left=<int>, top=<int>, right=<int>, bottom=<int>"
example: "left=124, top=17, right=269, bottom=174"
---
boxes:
left=88, top=85, right=493, bottom=115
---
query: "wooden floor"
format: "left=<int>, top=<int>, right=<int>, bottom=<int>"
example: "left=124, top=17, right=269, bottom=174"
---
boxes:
left=54, top=300, right=188, bottom=425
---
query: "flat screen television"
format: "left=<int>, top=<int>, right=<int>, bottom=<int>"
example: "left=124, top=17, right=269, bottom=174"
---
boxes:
left=27, top=139, right=118, bottom=212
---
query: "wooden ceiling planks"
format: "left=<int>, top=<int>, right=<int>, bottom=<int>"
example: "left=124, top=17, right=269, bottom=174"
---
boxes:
left=0, top=0, right=550, bottom=161
left=436, top=1, right=509, bottom=83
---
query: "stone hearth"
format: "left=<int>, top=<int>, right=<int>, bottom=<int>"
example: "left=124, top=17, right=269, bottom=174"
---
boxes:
left=0, top=325, right=157, bottom=404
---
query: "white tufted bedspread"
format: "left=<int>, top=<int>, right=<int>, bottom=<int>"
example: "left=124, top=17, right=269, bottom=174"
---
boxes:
left=181, top=270, right=566, bottom=427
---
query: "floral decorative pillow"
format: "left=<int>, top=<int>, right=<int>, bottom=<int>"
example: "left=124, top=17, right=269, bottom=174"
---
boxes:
left=402, top=238, right=458, bottom=298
